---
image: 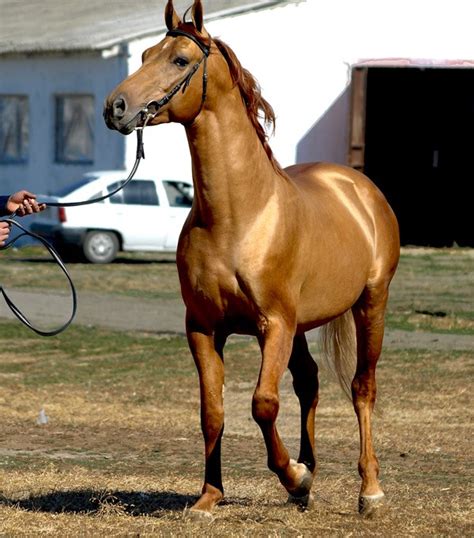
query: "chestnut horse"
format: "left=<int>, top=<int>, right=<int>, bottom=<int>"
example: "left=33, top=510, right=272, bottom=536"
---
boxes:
left=104, top=0, right=399, bottom=518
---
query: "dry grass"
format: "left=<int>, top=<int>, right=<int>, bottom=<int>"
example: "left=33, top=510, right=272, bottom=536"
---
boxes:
left=0, top=247, right=472, bottom=535
left=0, top=324, right=472, bottom=536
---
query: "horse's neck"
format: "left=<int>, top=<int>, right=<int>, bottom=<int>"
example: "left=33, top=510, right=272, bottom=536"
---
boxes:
left=185, top=92, right=278, bottom=228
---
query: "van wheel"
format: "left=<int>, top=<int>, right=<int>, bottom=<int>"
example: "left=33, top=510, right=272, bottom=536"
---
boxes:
left=83, top=231, right=119, bottom=263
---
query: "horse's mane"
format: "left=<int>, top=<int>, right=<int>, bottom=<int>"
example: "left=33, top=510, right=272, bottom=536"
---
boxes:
left=213, top=37, right=285, bottom=175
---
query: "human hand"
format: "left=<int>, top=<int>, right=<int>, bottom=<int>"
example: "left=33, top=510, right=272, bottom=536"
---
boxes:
left=0, top=220, right=10, bottom=247
left=6, top=191, right=46, bottom=216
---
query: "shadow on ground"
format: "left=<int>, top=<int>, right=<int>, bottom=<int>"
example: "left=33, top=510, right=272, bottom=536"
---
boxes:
left=1, top=490, right=197, bottom=516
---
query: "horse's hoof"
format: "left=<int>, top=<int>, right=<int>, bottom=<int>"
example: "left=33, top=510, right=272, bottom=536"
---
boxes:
left=358, top=493, right=386, bottom=518
left=287, top=492, right=315, bottom=511
left=286, top=459, right=313, bottom=497
left=184, top=507, right=215, bottom=522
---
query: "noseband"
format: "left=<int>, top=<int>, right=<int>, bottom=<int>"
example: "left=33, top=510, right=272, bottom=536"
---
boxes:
left=143, top=28, right=211, bottom=122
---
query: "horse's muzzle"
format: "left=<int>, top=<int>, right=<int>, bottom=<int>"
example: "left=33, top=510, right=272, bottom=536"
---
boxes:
left=103, top=95, right=140, bottom=135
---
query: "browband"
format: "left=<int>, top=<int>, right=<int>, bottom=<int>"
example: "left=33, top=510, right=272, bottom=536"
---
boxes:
left=166, top=29, right=211, bottom=57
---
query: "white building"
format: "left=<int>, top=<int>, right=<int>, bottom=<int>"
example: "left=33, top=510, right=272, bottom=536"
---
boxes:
left=1, top=0, right=473, bottom=245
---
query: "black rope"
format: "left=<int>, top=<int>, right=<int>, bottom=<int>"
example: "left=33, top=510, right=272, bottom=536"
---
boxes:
left=0, top=128, right=146, bottom=336
left=0, top=219, right=77, bottom=336
left=0, top=28, right=210, bottom=337
left=45, top=129, right=144, bottom=208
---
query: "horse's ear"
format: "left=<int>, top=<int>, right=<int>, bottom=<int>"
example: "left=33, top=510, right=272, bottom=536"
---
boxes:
left=192, top=0, right=204, bottom=33
left=165, top=0, right=181, bottom=30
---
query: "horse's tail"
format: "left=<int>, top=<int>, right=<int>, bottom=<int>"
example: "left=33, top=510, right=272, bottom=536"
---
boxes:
left=319, top=310, right=357, bottom=400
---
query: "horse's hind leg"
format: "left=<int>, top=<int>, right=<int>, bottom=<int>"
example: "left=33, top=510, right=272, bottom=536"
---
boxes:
left=351, top=283, right=390, bottom=516
left=287, top=334, right=319, bottom=507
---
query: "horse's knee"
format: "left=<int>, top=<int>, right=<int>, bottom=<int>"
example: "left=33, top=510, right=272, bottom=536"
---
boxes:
left=201, top=404, right=224, bottom=440
left=252, top=389, right=279, bottom=424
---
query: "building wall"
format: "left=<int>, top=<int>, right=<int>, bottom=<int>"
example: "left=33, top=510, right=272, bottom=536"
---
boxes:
left=122, top=0, right=474, bottom=181
left=0, top=51, right=127, bottom=195
left=3, top=0, right=474, bottom=195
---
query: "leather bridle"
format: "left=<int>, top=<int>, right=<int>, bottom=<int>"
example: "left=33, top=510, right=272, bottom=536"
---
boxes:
left=143, top=28, right=211, bottom=123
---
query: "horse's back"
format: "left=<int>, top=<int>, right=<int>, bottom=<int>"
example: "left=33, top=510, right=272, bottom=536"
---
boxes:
left=285, top=161, right=392, bottom=216
left=285, top=161, right=399, bottom=262
left=284, top=161, right=399, bottom=293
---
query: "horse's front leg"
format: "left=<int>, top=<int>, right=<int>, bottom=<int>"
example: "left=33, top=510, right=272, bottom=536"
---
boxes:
left=187, top=321, right=226, bottom=517
left=253, top=316, right=314, bottom=502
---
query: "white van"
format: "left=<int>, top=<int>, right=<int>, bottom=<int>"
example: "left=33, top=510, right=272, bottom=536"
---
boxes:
left=31, top=171, right=193, bottom=263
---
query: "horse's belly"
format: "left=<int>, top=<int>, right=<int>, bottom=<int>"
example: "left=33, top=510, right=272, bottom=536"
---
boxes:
left=294, top=245, right=371, bottom=330
left=296, top=280, right=365, bottom=331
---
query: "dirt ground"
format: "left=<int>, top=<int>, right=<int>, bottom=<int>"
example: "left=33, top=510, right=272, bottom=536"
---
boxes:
left=0, top=248, right=472, bottom=535
left=0, top=327, right=471, bottom=536
left=1, top=287, right=474, bottom=352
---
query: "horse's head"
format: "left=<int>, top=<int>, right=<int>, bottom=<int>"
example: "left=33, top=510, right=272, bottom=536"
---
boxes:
left=104, top=0, right=211, bottom=134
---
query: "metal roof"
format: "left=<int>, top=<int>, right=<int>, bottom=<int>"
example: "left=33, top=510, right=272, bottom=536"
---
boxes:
left=0, top=0, right=293, bottom=55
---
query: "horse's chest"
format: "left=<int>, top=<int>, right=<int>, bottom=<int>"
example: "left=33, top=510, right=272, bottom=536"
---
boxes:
left=178, top=197, right=282, bottom=327
left=178, top=247, right=265, bottom=331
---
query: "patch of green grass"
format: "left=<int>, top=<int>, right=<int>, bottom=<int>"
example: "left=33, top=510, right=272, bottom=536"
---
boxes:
left=386, top=311, right=474, bottom=334
left=1, top=248, right=181, bottom=299
left=387, top=248, right=474, bottom=334
left=0, top=322, right=193, bottom=389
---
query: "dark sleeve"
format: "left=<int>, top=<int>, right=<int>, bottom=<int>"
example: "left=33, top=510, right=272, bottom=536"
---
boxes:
left=0, top=195, right=10, bottom=216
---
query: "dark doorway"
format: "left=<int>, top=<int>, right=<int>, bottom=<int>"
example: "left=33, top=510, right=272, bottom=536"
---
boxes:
left=363, top=67, right=473, bottom=246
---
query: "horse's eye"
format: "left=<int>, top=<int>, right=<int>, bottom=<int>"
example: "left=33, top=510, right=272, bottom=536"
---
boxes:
left=174, top=56, right=189, bottom=68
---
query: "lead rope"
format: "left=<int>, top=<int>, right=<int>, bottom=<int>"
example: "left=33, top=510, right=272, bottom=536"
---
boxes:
left=0, top=219, right=77, bottom=336
left=0, top=28, right=210, bottom=336
left=0, top=124, right=148, bottom=336
left=45, top=121, right=147, bottom=208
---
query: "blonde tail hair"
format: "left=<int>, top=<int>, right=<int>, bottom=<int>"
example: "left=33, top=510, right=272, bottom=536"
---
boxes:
left=320, top=310, right=357, bottom=399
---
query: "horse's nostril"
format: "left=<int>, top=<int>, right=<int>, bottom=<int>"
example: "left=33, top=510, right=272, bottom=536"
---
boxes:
left=112, top=96, right=127, bottom=119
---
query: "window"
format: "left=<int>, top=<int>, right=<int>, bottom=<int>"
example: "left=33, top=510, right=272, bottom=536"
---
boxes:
left=107, top=180, right=159, bottom=206
left=163, top=180, right=193, bottom=207
left=0, top=95, right=29, bottom=163
left=55, top=95, right=94, bottom=163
